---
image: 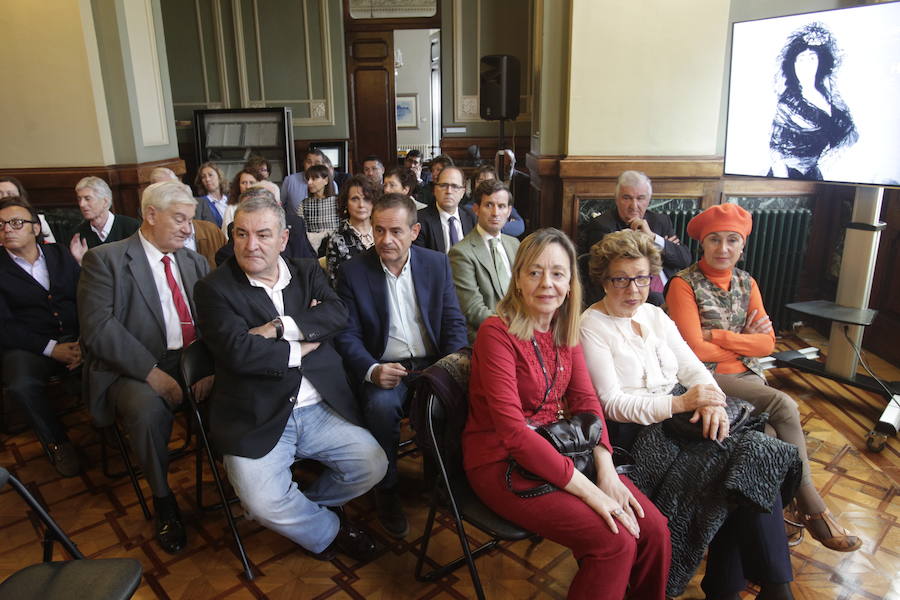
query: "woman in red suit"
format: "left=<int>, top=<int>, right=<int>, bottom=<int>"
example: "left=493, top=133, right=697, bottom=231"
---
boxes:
left=463, top=228, right=670, bottom=600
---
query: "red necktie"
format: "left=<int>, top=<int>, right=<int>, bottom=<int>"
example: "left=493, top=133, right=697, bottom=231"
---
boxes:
left=161, top=256, right=196, bottom=347
left=650, top=274, right=665, bottom=294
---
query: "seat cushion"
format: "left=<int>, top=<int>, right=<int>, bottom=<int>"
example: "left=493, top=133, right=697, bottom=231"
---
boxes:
left=0, top=559, right=142, bottom=600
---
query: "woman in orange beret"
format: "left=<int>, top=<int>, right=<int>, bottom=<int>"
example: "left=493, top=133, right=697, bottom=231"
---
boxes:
left=665, top=203, right=860, bottom=553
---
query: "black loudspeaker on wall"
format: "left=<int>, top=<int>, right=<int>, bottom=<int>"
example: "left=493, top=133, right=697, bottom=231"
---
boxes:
left=480, top=55, right=520, bottom=121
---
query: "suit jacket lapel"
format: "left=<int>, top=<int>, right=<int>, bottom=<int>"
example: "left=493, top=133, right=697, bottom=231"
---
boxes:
left=125, top=236, right=167, bottom=341
left=226, top=258, right=279, bottom=320
left=469, top=235, right=503, bottom=298
left=429, top=209, right=447, bottom=254
left=365, top=251, right=390, bottom=348
left=410, top=247, right=438, bottom=347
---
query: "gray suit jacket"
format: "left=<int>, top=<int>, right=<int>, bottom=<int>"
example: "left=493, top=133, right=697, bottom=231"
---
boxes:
left=77, top=233, right=210, bottom=426
left=448, top=228, right=519, bottom=342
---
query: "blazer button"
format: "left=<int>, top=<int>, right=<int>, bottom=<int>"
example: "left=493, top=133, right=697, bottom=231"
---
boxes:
left=53, top=312, right=59, bottom=317
left=289, top=396, right=296, bottom=404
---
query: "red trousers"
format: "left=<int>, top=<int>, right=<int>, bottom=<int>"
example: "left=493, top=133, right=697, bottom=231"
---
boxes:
left=468, top=462, right=671, bottom=600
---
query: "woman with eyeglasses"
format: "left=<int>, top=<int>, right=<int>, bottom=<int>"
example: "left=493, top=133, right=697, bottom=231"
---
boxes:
left=666, top=204, right=860, bottom=555
left=581, top=228, right=804, bottom=600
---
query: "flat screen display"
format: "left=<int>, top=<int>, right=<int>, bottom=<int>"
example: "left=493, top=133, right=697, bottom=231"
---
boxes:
left=724, top=2, right=900, bottom=187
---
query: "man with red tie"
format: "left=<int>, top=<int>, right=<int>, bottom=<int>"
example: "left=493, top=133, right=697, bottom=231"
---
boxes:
left=78, top=181, right=212, bottom=555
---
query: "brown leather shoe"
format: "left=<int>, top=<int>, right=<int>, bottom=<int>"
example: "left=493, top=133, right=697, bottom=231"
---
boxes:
left=801, top=509, right=862, bottom=552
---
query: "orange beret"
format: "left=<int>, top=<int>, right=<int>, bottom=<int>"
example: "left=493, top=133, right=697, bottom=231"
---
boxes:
left=687, top=203, right=752, bottom=241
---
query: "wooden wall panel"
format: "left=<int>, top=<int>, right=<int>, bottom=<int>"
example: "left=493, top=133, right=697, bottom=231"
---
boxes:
left=0, top=158, right=186, bottom=218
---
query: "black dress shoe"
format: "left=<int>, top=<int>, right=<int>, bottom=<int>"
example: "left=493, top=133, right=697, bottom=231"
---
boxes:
left=153, top=495, right=186, bottom=554
left=309, top=523, right=377, bottom=562
left=47, top=441, right=80, bottom=478
left=375, top=489, right=409, bottom=538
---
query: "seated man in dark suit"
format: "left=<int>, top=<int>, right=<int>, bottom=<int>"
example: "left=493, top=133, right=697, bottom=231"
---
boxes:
left=335, top=193, right=468, bottom=539
left=414, top=154, right=453, bottom=207
left=194, top=194, right=386, bottom=562
left=69, top=176, right=140, bottom=264
left=414, top=166, right=475, bottom=254
left=404, top=149, right=430, bottom=187
left=580, top=170, right=692, bottom=305
left=78, top=181, right=212, bottom=554
left=0, top=196, right=82, bottom=476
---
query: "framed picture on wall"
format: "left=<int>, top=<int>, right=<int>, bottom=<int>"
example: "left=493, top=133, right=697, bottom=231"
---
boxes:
left=396, top=94, right=418, bottom=129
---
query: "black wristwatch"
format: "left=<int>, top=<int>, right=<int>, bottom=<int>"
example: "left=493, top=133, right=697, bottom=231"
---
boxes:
left=272, top=317, right=284, bottom=340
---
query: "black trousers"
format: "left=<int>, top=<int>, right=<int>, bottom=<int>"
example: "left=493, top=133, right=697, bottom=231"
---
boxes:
left=702, top=492, right=793, bottom=595
left=2, top=350, right=69, bottom=446
left=109, top=350, right=184, bottom=499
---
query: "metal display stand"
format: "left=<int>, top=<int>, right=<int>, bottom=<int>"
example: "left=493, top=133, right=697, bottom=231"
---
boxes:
left=773, top=186, right=900, bottom=452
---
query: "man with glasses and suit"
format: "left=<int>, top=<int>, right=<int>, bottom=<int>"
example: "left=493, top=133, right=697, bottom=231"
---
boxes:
left=414, top=166, right=475, bottom=254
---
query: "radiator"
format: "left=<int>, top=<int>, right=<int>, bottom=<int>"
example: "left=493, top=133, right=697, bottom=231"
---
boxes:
left=662, top=208, right=812, bottom=332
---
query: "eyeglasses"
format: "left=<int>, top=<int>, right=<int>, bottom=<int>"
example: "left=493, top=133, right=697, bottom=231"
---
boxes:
left=606, top=275, right=653, bottom=288
left=435, top=183, right=464, bottom=192
left=0, top=218, right=39, bottom=230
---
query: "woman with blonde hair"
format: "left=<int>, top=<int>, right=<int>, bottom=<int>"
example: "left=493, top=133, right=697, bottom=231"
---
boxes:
left=463, top=228, right=670, bottom=600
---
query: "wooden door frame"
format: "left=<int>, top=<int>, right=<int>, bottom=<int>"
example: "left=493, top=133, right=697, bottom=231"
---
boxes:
left=344, top=1, right=442, bottom=172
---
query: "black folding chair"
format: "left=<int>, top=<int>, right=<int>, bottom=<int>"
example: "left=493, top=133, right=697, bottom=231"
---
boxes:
left=180, top=340, right=254, bottom=581
left=410, top=350, right=536, bottom=600
left=0, top=466, right=142, bottom=600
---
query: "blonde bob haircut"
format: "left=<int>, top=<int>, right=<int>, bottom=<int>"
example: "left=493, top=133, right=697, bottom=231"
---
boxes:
left=496, top=228, right=582, bottom=347
left=589, top=229, right=662, bottom=286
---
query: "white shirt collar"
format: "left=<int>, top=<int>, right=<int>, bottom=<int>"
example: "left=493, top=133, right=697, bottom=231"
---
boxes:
left=138, top=229, right=170, bottom=264
left=6, top=243, right=44, bottom=266
left=91, top=211, right=115, bottom=240
left=437, top=206, right=460, bottom=222
left=476, top=223, right=502, bottom=243
left=246, top=255, right=292, bottom=292
left=380, top=252, right=411, bottom=279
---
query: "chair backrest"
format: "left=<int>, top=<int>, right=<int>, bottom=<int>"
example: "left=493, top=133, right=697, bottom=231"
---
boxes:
left=180, top=340, right=215, bottom=390
left=0, top=466, right=83, bottom=559
left=410, top=350, right=472, bottom=478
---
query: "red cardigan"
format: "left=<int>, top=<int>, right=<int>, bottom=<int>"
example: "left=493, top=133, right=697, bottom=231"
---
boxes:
left=462, top=316, right=612, bottom=489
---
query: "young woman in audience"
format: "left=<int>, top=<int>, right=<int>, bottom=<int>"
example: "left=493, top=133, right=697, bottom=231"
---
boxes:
left=324, top=175, right=377, bottom=286
left=300, top=164, right=340, bottom=255
left=463, top=228, right=670, bottom=600
left=194, top=162, right=228, bottom=228
left=383, top=167, right=425, bottom=209
left=665, top=203, right=860, bottom=553
left=221, top=169, right=258, bottom=236
left=581, top=229, right=801, bottom=600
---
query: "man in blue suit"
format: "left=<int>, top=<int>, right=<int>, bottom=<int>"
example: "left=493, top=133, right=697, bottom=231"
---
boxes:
left=335, top=193, right=467, bottom=539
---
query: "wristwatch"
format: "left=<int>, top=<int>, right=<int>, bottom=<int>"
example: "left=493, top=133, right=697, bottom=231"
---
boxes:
left=272, top=317, right=284, bottom=340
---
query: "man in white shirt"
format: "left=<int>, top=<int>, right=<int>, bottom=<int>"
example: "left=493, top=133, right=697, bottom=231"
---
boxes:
left=194, top=194, right=385, bottom=562
left=335, top=194, right=467, bottom=539
left=414, top=166, right=476, bottom=254
left=448, top=179, right=520, bottom=342
left=78, top=181, right=211, bottom=555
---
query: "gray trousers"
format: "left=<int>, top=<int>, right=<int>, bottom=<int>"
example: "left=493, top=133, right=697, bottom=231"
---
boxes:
left=108, top=351, right=181, bottom=498
left=713, top=370, right=811, bottom=486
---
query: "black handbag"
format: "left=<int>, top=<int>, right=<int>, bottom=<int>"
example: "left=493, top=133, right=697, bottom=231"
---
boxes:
left=506, top=412, right=604, bottom=498
left=662, top=384, right=756, bottom=446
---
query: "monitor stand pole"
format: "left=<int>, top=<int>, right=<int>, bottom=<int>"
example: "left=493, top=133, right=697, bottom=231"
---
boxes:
left=774, top=186, right=900, bottom=452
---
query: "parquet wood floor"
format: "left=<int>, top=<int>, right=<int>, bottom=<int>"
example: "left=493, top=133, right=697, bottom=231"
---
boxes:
left=1, top=329, right=897, bottom=599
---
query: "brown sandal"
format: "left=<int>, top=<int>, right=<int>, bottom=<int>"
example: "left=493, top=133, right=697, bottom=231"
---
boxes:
left=801, top=510, right=862, bottom=552
left=783, top=501, right=804, bottom=547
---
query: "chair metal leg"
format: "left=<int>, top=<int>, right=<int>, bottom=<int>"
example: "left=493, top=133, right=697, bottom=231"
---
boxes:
left=193, top=409, right=254, bottom=580
left=110, top=425, right=152, bottom=521
left=414, top=395, right=489, bottom=600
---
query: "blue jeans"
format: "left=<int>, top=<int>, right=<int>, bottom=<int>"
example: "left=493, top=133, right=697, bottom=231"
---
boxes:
left=224, top=401, right=387, bottom=553
left=361, top=380, right=411, bottom=490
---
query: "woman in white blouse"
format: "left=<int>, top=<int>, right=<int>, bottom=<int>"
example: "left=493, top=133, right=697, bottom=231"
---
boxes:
left=580, top=230, right=728, bottom=438
left=580, top=229, right=798, bottom=600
